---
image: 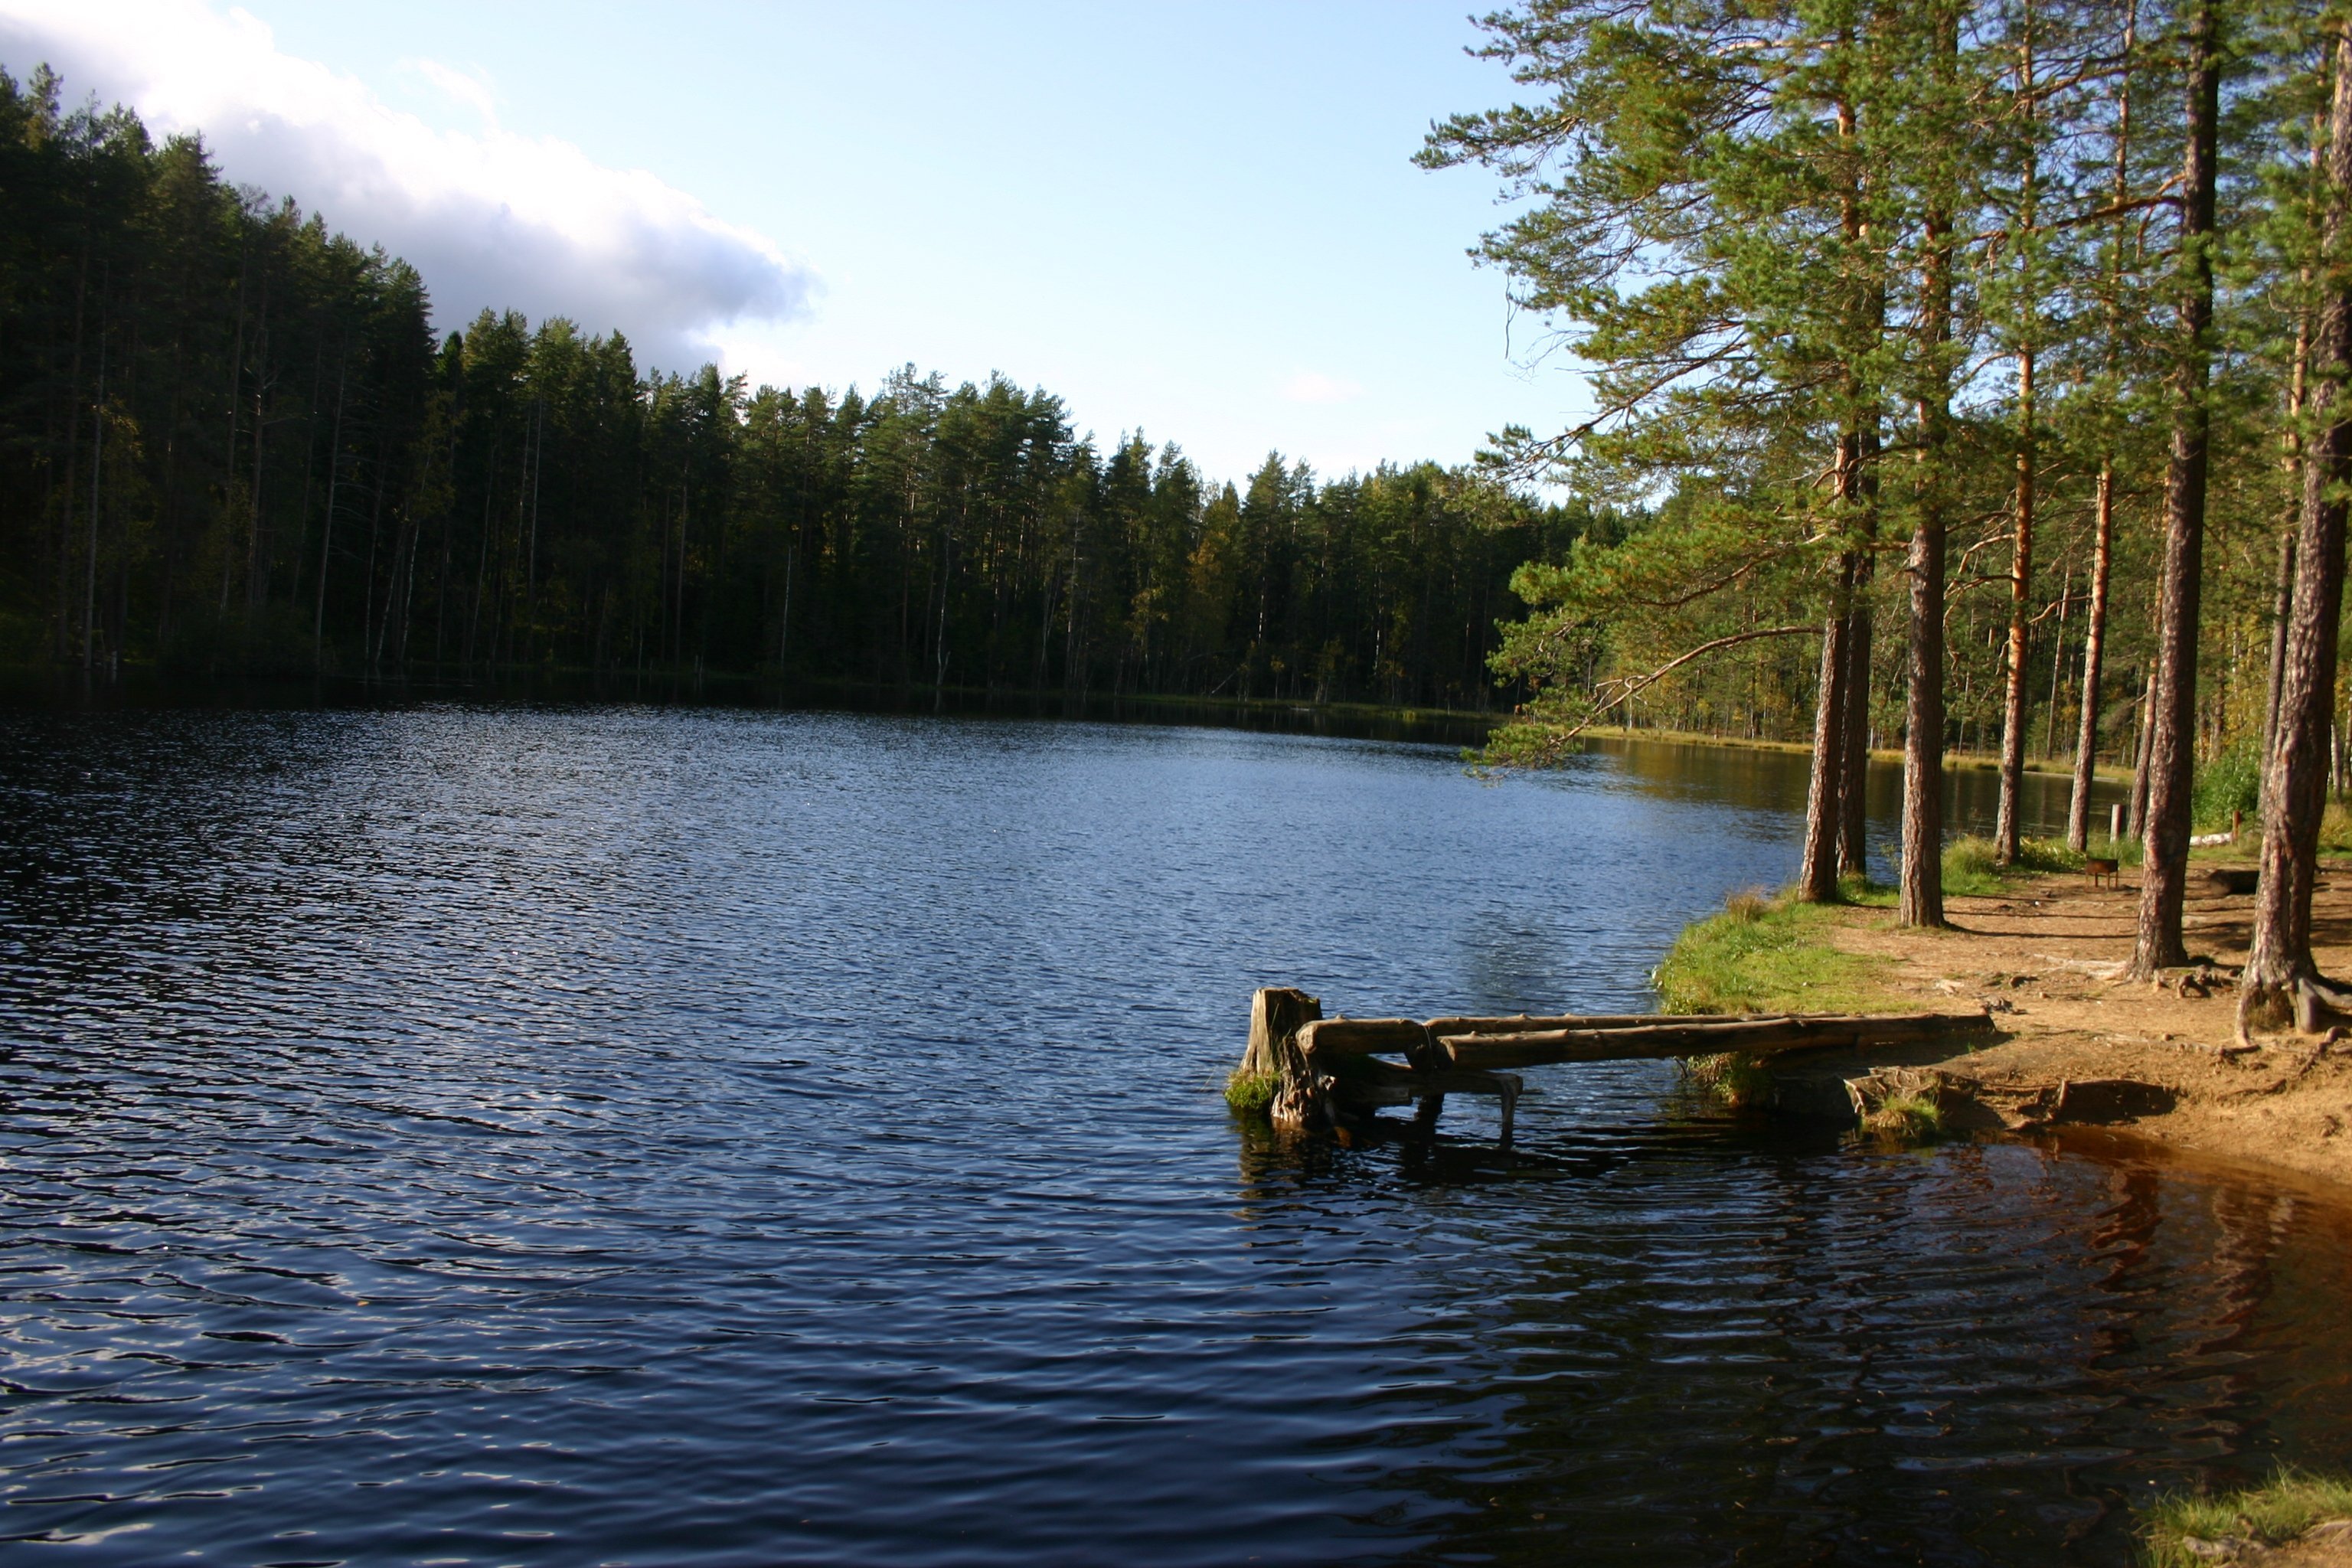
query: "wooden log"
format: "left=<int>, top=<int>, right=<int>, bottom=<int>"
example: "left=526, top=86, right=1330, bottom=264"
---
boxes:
left=1424, top=1014, right=1696, bottom=1037
left=1439, top=1010, right=1992, bottom=1070
left=1297, top=1018, right=1432, bottom=1060
left=1423, top=1011, right=1926, bottom=1037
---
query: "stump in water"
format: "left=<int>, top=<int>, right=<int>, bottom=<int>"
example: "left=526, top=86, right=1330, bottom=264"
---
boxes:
left=1238, top=987, right=1326, bottom=1135
left=1240, top=986, right=1321, bottom=1079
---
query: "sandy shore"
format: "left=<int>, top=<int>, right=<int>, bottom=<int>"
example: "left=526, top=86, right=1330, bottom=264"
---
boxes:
left=1785, top=862, right=2352, bottom=1193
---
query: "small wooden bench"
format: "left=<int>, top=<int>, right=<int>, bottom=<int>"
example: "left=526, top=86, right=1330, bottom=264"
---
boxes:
left=2084, top=856, right=2121, bottom=890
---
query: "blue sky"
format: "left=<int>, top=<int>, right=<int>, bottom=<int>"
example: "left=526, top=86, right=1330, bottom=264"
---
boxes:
left=2, top=1, right=1588, bottom=485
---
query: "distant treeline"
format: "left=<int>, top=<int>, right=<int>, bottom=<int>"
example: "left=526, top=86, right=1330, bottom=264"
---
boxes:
left=0, top=67, right=1599, bottom=707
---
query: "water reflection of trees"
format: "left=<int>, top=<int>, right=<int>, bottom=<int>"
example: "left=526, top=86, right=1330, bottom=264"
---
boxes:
left=1228, top=1119, right=2352, bottom=1566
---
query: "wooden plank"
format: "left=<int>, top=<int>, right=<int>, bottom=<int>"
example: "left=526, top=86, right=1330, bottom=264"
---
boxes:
left=1423, top=1011, right=1909, bottom=1037
left=1439, top=1010, right=1992, bottom=1070
left=1425, top=1014, right=1685, bottom=1037
left=1298, top=1018, right=1431, bottom=1059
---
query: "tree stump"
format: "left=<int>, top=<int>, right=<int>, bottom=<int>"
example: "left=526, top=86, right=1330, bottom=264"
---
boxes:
left=1240, top=988, right=1326, bottom=1135
left=1241, top=987, right=1321, bottom=1080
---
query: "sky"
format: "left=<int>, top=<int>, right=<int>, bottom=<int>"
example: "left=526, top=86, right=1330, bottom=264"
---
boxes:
left=0, top=1, right=1588, bottom=485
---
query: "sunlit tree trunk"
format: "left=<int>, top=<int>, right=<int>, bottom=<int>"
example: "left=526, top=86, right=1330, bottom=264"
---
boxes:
left=1801, top=560, right=1857, bottom=900
left=1902, top=201, right=1953, bottom=929
left=1839, top=544, right=1876, bottom=877
left=1995, top=14, right=2040, bottom=864
left=2067, top=459, right=2115, bottom=851
left=2242, top=21, right=2352, bottom=1033
left=1994, top=337, right=2034, bottom=861
left=2132, top=0, right=2220, bottom=978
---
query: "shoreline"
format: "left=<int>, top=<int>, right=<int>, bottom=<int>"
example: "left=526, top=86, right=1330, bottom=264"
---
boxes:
left=2, top=663, right=2138, bottom=781
left=1665, top=858, right=2352, bottom=1197
left=1573, top=720, right=2136, bottom=782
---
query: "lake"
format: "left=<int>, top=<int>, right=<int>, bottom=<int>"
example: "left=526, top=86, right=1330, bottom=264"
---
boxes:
left=1, top=705, right=2342, bottom=1566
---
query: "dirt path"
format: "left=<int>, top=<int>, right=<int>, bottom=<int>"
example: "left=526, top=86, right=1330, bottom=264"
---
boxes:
left=1813, top=861, right=2352, bottom=1191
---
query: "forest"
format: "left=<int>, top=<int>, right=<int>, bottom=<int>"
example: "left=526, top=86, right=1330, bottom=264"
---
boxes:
left=1424, top=0, right=2352, bottom=1012
left=16, top=0, right=2352, bottom=1015
left=0, top=64, right=1594, bottom=712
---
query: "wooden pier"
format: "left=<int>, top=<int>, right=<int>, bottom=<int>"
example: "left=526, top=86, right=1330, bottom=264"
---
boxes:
left=1237, top=987, right=1995, bottom=1145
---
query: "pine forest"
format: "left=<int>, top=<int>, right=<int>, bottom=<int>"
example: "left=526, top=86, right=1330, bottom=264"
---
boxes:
left=11, top=0, right=2352, bottom=1001
left=0, top=66, right=1591, bottom=714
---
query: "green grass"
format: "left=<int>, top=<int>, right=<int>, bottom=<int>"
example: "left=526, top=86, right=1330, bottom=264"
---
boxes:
left=1679, top=1050, right=1777, bottom=1108
left=2191, top=740, right=2262, bottom=835
left=1938, top=834, right=2084, bottom=896
left=1861, top=1090, right=1945, bottom=1142
left=2141, top=1467, right=2352, bottom=1566
left=1223, top=1068, right=1277, bottom=1114
left=1842, top=872, right=1898, bottom=907
left=1653, top=887, right=1908, bottom=1016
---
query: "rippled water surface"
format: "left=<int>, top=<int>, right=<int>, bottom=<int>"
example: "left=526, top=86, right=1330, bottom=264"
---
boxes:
left=2, top=707, right=2347, bottom=1566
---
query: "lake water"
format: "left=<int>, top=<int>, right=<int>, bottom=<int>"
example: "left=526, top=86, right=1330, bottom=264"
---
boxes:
left=1, top=706, right=2343, bottom=1566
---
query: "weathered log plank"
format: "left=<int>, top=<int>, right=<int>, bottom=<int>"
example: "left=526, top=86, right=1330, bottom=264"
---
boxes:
left=1303, top=1011, right=1879, bottom=1063
left=1423, top=1011, right=1940, bottom=1037
left=1439, top=1010, right=1991, bottom=1070
left=1296, top=1018, right=1430, bottom=1059
left=1425, top=1014, right=1712, bottom=1037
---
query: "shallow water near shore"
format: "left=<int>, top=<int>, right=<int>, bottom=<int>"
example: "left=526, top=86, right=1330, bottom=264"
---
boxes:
left=1, top=704, right=2342, bottom=1566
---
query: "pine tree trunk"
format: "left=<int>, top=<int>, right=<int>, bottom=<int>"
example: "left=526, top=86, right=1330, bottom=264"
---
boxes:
left=1996, top=23, right=2040, bottom=864
left=2262, top=531, right=2298, bottom=814
left=2132, top=0, right=2220, bottom=978
left=1901, top=208, right=1952, bottom=929
left=1995, top=341, right=2035, bottom=862
left=1900, top=5, right=1960, bottom=929
left=2067, top=459, right=2116, bottom=851
left=2128, top=668, right=2154, bottom=838
left=1839, top=554, right=1876, bottom=876
left=2075, top=3, right=2138, bottom=855
left=1833, top=93, right=1882, bottom=883
left=2241, top=21, right=2352, bottom=1032
left=1800, top=421, right=1864, bottom=901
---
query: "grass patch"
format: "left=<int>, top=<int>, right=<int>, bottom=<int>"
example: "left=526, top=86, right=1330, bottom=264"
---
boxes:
left=1223, top=1068, right=1277, bottom=1115
left=2319, top=801, right=2352, bottom=858
left=1939, top=834, right=2082, bottom=896
left=2141, top=1466, right=2352, bottom=1567
left=1861, top=1091, right=1944, bottom=1142
left=1679, top=1050, right=1776, bottom=1109
left=1653, top=887, right=1907, bottom=1016
left=1841, top=873, right=1899, bottom=907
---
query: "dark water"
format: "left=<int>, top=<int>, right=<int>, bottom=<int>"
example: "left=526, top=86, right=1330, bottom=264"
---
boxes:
left=1, top=707, right=2342, bottom=1566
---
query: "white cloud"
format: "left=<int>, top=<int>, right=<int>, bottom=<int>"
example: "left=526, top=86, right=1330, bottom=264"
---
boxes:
left=1282, top=371, right=1363, bottom=406
left=0, top=0, right=817, bottom=371
left=404, top=57, right=499, bottom=133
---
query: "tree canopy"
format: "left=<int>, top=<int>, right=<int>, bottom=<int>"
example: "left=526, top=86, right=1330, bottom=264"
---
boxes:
left=1426, top=0, right=2352, bottom=975
left=0, top=66, right=1598, bottom=712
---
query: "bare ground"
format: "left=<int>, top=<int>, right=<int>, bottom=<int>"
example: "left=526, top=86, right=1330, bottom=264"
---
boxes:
left=1815, top=861, right=2352, bottom=1191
